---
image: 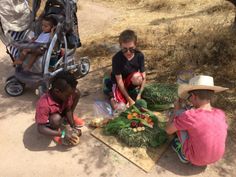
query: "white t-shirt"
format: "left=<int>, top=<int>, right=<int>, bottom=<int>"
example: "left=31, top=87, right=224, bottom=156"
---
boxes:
left=35, top=32, right=50, bottom=43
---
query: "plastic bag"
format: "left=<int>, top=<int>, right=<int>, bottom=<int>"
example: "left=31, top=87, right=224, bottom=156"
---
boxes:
left=93, top=100, right=113, bottom=119
left=112, top=102, right=127, bottom=117
left=177, top=70, right=195, bottom=84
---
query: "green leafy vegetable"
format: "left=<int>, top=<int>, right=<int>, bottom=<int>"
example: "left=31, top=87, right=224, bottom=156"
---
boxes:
left=142, top=83, right=177, bottom=111
left=103, top=105, right=168, bottom=147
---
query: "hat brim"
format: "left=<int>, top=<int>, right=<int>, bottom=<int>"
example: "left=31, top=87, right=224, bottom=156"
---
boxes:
left=178, top=85, right=228, bottom=99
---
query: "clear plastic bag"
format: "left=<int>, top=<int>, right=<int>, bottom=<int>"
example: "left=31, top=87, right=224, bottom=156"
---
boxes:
left=177, top=70, right=195, bottom=84
left=113, top=102, right=127, bottom=117
left=93, top=100, right=113, bottom=119
left=90, top=100, right=113, bottom=127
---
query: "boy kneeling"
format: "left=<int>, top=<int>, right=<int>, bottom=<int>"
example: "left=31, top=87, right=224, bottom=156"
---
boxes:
left=166, top=75, right=228, bottom=166
left=35, top=71, right=84, bottom=145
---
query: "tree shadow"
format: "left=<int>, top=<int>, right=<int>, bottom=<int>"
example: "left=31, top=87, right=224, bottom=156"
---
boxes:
left=150, top=4, right=233, bottom=26
left=70, top=128, right=116, bottom=177
left=23, top=123, right=72, bottom=152
left=0, top=54, right=39, bottom=119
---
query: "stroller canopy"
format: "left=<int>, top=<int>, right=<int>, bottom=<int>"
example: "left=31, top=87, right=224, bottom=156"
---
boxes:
left=0, top=0, right=32, bottom=46
left=0, top=0, right=31, bottom=33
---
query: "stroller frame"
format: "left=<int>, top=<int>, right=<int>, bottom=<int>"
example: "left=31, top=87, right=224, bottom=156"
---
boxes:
left=0, top=0, right=90, bottom=97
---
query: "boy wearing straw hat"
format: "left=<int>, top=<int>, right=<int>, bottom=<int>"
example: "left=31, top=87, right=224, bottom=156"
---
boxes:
left=165, top=75, right=228, bottom=166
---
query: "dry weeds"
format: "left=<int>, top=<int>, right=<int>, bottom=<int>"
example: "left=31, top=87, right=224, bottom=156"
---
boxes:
left=79, top=0, right=236, bottom=121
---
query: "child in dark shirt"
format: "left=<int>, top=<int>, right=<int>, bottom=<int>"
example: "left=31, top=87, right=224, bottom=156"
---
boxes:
left=110, top=29, right=146, bottom=109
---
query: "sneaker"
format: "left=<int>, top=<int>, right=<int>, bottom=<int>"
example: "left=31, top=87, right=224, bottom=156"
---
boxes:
left=171, top=137, right=189, bottom=163
left=73, top=115, right=85, bottom=127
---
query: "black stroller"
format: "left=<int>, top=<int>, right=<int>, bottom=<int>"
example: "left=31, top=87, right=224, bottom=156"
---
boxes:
left=0, top=0, right=90, bottom=97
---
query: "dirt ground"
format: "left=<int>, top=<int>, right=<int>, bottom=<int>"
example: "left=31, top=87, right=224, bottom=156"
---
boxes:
left=0, top=0, right=236, bottom=177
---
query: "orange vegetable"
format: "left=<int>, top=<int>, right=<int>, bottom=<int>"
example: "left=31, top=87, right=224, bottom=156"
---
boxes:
left=149, top=122, right=154, bottom=126
left=132, top=112, right=138, bottom=117
left=127, top=114, right=133, bottom=119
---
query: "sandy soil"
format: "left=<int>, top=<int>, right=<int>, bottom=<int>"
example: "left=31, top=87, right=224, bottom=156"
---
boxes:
left=0, top=0, right=235, bottom=177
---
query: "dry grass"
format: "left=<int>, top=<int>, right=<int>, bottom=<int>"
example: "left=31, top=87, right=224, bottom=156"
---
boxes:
left=79, top=0, right=236, bottom=121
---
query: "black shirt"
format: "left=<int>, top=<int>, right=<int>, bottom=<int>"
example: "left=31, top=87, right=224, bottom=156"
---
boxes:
left=111, top=50, right=145, bottom=83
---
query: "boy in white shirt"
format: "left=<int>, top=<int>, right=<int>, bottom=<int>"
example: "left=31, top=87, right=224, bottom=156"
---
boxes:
left=13, top=16, right=57, bottom=70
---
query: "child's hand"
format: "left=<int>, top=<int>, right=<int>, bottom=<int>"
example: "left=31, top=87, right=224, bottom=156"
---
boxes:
left=136, top=94, right=141, bottom=100
left=128, top=98, right=135, bottom=107
left=64, top=125, right=73, bottom=139
left=68, top=134, right=80, bottom=145
left=31, top=37, right=36, bottom=42
left=64, top=126, right=81, bottom=145
left=51, top=26, right=56, bottom=33
left=174, top=98, right=182, bottom=110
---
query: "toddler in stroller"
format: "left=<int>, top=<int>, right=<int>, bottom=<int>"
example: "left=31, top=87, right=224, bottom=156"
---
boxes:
left=13, top=16, right=57, bottom=71
left=0, top=0, right=90, bottom=97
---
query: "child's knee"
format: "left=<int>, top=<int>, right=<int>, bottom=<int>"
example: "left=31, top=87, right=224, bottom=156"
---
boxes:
left=74, top=89, right=81, bottom=98
left=131, top=72, right=143, bottom=86
left=49, top=114, right=62, bottom=129
left=72, top=89, right=81, bottom=104
left=22, top=49, right=29, bottom=55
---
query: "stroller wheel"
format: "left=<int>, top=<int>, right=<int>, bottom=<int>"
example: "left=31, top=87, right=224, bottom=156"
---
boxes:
left=4, top=77, right=24, bottom=97
left=75, top=57, right=90, bottom=78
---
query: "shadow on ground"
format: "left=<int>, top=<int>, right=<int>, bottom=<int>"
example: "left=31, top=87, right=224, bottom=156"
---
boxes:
left=23, top=123, right=73, bottom=152
left=156, top=147, right=207, bottom=176
left=78, top=130, right=116, bottom=177
left=0, top=56, right=39, bottom=119
left=150, top=4, right=233, bottom=26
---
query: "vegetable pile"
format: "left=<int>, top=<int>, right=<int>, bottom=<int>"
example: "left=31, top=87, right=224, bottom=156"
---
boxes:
left=103, top=104, right=168, bottom=147
left=141, top=83, right=178, bottom=111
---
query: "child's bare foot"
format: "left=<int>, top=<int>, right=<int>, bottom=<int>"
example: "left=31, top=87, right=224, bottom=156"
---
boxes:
left=13, top=60, right=23, bottom=65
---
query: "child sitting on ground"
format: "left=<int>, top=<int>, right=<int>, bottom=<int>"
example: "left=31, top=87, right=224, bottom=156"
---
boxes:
left=35, top=71, right=85, bottom=145
left=165, top=75, right=228, bottom=166
left=13, top=16, right=57, bottom=70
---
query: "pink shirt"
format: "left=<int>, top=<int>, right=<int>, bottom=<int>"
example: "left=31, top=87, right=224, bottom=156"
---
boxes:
left=174, top=108, right=228, bottom=166
left=35, top=93, right=73, bottom=124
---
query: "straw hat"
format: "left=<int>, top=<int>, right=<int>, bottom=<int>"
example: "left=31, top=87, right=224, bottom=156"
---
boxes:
left=178, top=75, right=228, bottom=99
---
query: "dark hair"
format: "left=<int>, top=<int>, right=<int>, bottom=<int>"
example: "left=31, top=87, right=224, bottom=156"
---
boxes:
left=42, top=16, right=58, bottom=27
left=51, top=71, right=78, bottom=91
left=189, top=89, right=214, bottom=100
left=119, top=29, right=137, bottom=44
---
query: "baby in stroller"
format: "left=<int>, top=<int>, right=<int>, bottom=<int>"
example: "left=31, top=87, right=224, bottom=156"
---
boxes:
left=13, top=16, right=57, bottom=71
